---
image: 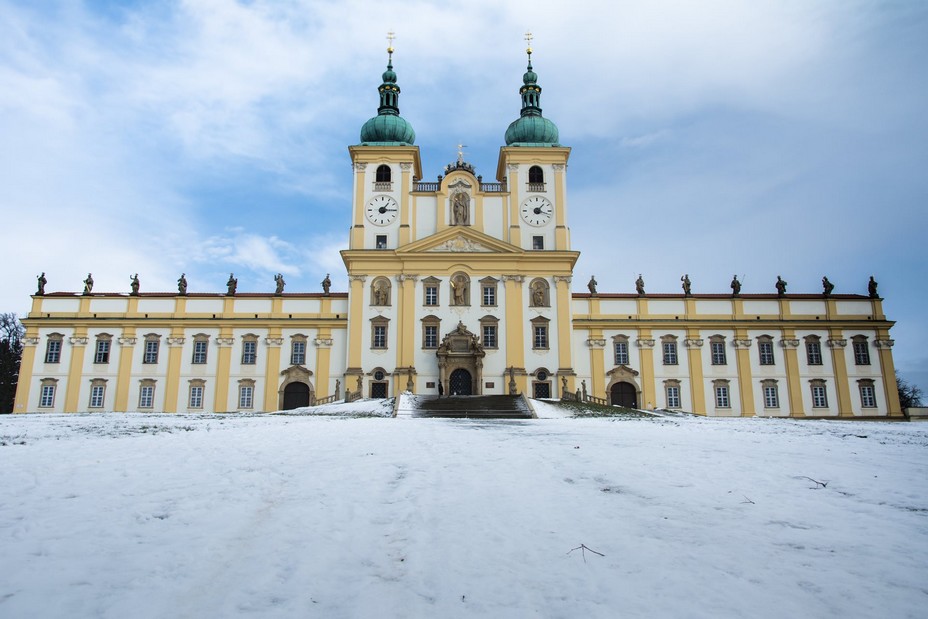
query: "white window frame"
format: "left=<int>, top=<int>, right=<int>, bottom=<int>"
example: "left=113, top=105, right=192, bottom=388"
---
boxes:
left=94, top=339, right=111, bottom=364
left=424, top=285, right=438, bottom=306
left=715, top=385, right=730, bottom=408
left=482, top=324, right=497, bottom=349
left=139, top=384, right=155, bottom=408
left=45, top=339, right=62, bottom=364
left=189, top=385, right=204, bottom=409
left=666, top=385, right=681, bottom=408
left=806, top=340, right=822, bottom=365
left=859, top=383, right=877, bottom=408
left=39, top=384, right=56, bottom=408
left=811, top=384, right=828, bottom=408
left=89, top=384, right=106, bottom=408
left=423, top=324, right=438, bottom=349
left=241, top=339, right=257, bottom=365
left=192, top=339, right=208, bottom=364
left=758, top=340, right=775, bottom=365
left=763, top=384, right=779, bottom=408
left=482, top=285, right=496, bottom=307
left=662, top=341, right=678, bottom=365
left=290, top=340, right=306, bottom=365
left=614, top=341, right=629, bottom=365
left=239, top=385, right=254, bottom=409
left=710, top=341, right=726, bottom=365
left=143, top=339, right=159, bottom=364
left=853, top=340, right=871, bottom=365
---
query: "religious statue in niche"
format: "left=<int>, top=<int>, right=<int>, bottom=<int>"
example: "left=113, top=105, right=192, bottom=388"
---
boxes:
left=450, top=274, right=469, bottom=305
left=822, top=276, right=834, bottom=297
left=36, top=272, right=46, bottom=296
left=322, top=273, right=331, bottom=295
left=635, top=274, right=645, bottom=296
left=868, top=276, right=878, bottom=299
left=177, top=273, right=188, bottom=295
left=531, top=280, right=548, bottom=307
left=681, top=274, right=691, bottom=296
left=83, top=273, right=94, bottom=295
left=226, top=273, right=237, bottom=296
left=129, top=273, right=140, bottom=296
left=730, top=275, right=741, bottom=297
left=451, top=191, right=469, bottom=225
left=274, top=273, right=286, bottom=295
left=776, top=275, right=787, bottom=297
left=373, top=279, right=390, bottom=305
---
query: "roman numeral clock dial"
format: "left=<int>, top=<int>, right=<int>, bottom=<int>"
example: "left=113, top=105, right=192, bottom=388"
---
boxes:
left=366, top=195, right=399, bottom=225
left=520, top=196, right=553, bottom=226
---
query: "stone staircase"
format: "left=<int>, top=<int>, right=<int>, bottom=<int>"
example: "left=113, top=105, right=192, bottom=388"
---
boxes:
left=412, top=394, right=535, bottom=419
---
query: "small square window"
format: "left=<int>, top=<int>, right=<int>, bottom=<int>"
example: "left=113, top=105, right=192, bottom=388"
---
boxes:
left=376, top=235, right=387, bottom=250
left=532, top=236, right=544, bottom=250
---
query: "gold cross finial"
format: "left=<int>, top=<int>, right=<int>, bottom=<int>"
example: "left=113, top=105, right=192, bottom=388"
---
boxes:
left=524, top=31, right=533, bottom=54
left=457, top=143, right=467, bottom=163
left=386, top=31, right=396, bottom=53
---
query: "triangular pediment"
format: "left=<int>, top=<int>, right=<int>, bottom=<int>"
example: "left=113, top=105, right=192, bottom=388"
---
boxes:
left=398, top=227, right=524, bottom=256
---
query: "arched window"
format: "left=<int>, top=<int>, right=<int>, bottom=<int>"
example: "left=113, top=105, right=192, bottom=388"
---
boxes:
left=376, top=164, right=392, bottom=183
left=528, top=165, right=544, bottom=189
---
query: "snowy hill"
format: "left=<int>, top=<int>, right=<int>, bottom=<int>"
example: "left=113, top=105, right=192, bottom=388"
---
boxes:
left=2, top=413, right=926, bottom=618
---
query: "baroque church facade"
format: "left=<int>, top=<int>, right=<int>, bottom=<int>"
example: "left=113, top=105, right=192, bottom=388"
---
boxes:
left=13, top=45, right=903, bottom=417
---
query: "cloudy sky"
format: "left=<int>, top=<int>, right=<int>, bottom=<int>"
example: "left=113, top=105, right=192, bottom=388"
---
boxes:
left=2, top=0, right=926, bottom=391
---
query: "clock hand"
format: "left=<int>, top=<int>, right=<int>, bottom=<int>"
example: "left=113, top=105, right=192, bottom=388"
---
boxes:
left=377, top=206, right=398, bottom=213
left=533, top=207, right=542, bottom=214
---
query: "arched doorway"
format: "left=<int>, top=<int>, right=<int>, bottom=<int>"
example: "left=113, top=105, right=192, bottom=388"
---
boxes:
left=283, top=382, right=311, bottom=409
left=449, top=368, right=473, bottom=395
left=611, top=382, right=638, bottom=408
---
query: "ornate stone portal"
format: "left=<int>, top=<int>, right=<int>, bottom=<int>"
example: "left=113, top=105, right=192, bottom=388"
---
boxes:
left=436, top=321, right=485, bottom=395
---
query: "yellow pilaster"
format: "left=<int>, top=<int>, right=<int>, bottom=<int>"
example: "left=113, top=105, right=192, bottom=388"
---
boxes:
left=553, top=163, right=569, bottom=250
left=350, top=164, right=366, bottom=249
left=64, top=329, right=88, bottom=412
left=588, top=330, right=605, bottom=399
left=398, top=275, right=417, bottom=374
left=475, top=193, right=484, bottom=233
left=263, top=331, right=282, bottom=412
left=733, top=333, right=755, bottom=416
left=828, top=331, right=853, bottom=416
left=13, top=329, right=39, bottom=413
left=399, top=163, right=411, bottom=246
left=113, top=328, right=137, bottom=411
left=503, top=275, right=526, bottom=388
left=314, top=331, right=333, bottom=398
left=162, top=331, right=185, bottom=413
left=685, top=331, right=706, bottom=415
left=214, top=330, right=234, bottom=412
left=781, top=330, right=804, bottom=417
left=507, top=164, right=521, bottom=247
left=554, top=275, right=573, bottom=376
left=875, top=336, right=902, bottom=416
left=638, top=331, right=656, bottom=409
left=346, top=275, right=367, bottom=371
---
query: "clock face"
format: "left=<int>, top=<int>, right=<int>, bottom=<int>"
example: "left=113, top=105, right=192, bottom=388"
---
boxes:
left=520, top=196, right=554, bottom=226
left=366, top=195, right=399, bottom=226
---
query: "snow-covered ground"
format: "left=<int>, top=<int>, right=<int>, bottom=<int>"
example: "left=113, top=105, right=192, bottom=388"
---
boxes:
left=2, top=411, right=927, bottom=618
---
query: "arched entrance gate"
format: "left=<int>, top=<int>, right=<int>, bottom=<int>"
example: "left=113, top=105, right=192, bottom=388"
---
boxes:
left=437, top=321, right=485, bottom=396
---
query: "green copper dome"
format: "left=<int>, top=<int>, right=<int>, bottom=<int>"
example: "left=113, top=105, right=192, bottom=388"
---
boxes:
left=360, top=47, right=415, bottom=146
left=505, top=48, right=559, bottom=147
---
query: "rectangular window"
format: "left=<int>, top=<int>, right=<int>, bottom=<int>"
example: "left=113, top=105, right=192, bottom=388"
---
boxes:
left=242, top=341, right=257, bottom=365
left=291, top=340, right=306, bottom=365
left=376, top=234, right=387, bottom=249
left=425, top=286, right=438, bottom=306
left=533, top=325, right=548, bottom=349
left=189, top=385, right=204, bottom=409
left=239, top=386, right=254, bottom=409
left=759, top=342, right=775, bottom=365
left=763, top=385, right=779, bottom=408
left=482, top=286, right=496, bottom=306
left=614, top=341, right=629, bottom=365
left=812, top=384, right=828, bottom=408
left=662, top=342, right=678, bottom=365
left=39, top=385, right=55, bottom=408
left=89, top=385, right=105, bottom=408
left=860, top=384, right=876, bottom=408
left=715, top=385, right=730, bottom=408
left=45, top=340, right=62, bottom=364
left=373, top=325, right=387, bottom=349
left=424, top=325, right=438, bottom=349
left=666, top=386, right=681, bottom=408
left=94, top=340, right=110, bottom=364
left=853, top=341, right=870, bottom=365
left=711, top=341, right=726, bottom=365
left=806, top=341, right=822, bottom=365
left=139, top=385, right=154, bottom=408
left=143, top=340, right=159, bottom=364
left=483, top=325, right=497, bottom=348
left=532, top=236, right=544, bottom=250
left=192, top=340, right=208, bottom=364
